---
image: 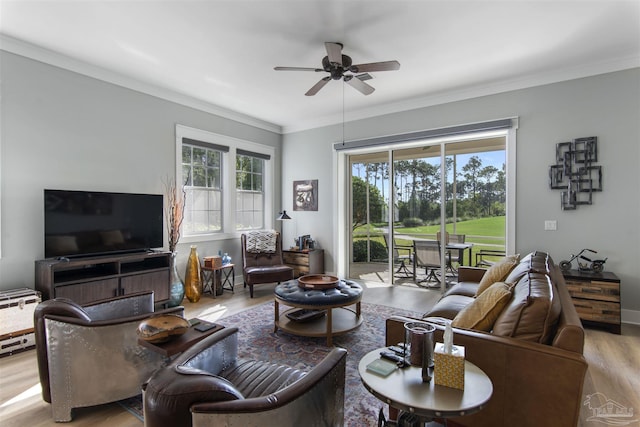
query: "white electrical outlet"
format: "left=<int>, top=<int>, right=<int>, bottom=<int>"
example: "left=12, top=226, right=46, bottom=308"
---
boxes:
left=544, top=220, right=557, bottom=231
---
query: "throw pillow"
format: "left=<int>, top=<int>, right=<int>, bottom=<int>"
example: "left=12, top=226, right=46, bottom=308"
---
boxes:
left=475, top=254, right=519, bottom=296
left=453, top=282, right=514, bottom=331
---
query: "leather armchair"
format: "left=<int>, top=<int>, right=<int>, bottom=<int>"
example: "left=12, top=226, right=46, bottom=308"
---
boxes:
left=241, top=231, right=294, bottom=297
left=34, top=291, right=184, bottom=422
left=143, top=327, right=347, bottom=427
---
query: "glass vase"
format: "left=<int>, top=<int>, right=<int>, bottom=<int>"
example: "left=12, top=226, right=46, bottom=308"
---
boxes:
left=167, top=252, right=185, bottom=307
left=222, top=252, right=231, bottom=265
left=184, top=245, right=202, bottom=303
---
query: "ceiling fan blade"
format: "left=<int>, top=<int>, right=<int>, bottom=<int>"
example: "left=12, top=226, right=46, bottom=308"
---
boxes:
left=325, top=42, right=343, bottom=66
left=345, top=75, right=375, bottom=95
left=274, top=66, right=324, bottom=72
left=350, top=60, right=400, bottom=73
left=305, top=76, right=331, bottom=96
left=355, top=73, right=373, bottom=81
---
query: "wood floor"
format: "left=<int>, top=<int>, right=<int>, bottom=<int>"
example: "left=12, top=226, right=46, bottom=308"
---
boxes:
left=0, top=281, right=637, bottom=427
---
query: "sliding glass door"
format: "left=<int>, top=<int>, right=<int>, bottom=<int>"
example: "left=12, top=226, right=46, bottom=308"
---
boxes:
left=346, top=132, right=508, bottom=286
left=349, top=152, right=391, bottom=283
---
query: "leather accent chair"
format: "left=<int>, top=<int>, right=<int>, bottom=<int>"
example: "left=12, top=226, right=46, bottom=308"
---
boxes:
left=241, top=232, right=294, bottom=297
left=33, top=291, right=184, bottom=422
left=143, top=327, right=347, bottom=427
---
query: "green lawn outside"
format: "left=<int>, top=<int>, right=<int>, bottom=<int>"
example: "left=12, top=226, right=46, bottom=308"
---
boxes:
left=353, top=216, right=506, bottom=265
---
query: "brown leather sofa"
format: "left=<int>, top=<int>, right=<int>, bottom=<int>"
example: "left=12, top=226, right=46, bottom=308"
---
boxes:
left=143, top=327, right=347, bottom=427
left=241, top=231, right=294, bottom=297
left=33, top=291, right=184, bottom=422
left=386, top=251, right=588, bottom=427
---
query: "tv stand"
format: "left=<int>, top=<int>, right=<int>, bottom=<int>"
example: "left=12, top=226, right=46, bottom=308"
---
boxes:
left=35, top=251, right=171, bottom=305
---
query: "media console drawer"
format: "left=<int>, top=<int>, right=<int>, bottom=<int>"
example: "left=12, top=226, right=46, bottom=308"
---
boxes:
left=35, top=252, right=171, bottom=306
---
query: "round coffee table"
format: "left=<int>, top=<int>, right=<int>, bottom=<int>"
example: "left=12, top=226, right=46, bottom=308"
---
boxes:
left=274, top=279, right=363, bottom=346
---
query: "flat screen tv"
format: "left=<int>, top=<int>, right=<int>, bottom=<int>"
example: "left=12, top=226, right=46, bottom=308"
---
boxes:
left=44, top=189, right=164, bottom=259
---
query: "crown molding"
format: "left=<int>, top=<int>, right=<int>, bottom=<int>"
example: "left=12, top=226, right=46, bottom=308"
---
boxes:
left=0, top=34, right=283, bottom=135
left=282, top=54, right=640, bottom=134
left=3, top=34, right=637, bottom=136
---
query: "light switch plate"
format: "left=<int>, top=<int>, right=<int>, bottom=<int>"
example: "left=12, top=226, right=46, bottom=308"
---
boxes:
left=544, top=220, right=557, bottom=231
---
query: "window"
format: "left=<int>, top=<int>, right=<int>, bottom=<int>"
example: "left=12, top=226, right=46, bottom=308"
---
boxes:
left=236, top=151, right=265, bottom=230
left=176, top=125, right=274, bottom=241
left=182, top=142, right=223, bottom=235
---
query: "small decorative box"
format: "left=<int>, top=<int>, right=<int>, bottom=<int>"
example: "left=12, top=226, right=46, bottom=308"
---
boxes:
left=204, top=256, right=222, bottom=268
left=434, top=342, right=465, bottom=390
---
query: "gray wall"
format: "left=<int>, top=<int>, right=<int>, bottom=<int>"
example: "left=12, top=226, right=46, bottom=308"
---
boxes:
left=0, top=51, right=283, bottom=288
left=282, top=68, right=640, bottom=319
left=2, top=49, right=638, bottom=320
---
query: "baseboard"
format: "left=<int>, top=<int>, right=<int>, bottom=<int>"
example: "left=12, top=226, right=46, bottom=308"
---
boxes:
left=622, top=309, right=640, bottom=326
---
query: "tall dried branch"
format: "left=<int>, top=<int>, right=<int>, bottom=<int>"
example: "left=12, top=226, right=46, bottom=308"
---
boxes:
left=163, top=177, right=185, bottom=253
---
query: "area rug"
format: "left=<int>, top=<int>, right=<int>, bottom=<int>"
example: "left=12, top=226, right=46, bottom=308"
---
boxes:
left=120, top=301, right=421, bottom=426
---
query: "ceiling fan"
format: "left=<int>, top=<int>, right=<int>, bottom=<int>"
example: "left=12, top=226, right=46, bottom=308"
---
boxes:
left=274, top=42, right=400, bottom=96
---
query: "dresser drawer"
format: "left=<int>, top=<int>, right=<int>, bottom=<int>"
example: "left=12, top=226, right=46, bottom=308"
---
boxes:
left=565, top=280, right=620, bottom=302
left=571, top=298, right=620, bottom=324
left=283, top=252, right=308, bottom=266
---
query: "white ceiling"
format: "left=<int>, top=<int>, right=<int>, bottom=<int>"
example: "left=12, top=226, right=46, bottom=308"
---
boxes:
left=1, top=0, right=639, bottom=133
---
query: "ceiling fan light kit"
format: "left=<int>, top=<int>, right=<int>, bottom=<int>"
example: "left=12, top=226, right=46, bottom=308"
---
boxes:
left=275, top=42, right=400, bottom=96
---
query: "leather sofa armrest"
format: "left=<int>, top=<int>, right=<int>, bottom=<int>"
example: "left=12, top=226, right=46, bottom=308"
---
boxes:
left=457, top=266, right=486, bottom=283
left=386, top=316, right=587, bottom=427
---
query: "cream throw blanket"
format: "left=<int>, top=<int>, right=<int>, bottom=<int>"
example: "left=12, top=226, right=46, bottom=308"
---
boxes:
left=245, top=230, right=277, bottom=253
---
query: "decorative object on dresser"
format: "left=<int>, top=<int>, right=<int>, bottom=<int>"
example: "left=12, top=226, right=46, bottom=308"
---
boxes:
left=35, top=251, right=171, bottom=305
left=0, top=288, right=41, bottom=357
left=549, top=136, right=602, bottom=210
left=283, top=249, right=324, bottom=278
left=562, top=269, right=621, bottom=334
left=559, top=248, right=607, bottom=273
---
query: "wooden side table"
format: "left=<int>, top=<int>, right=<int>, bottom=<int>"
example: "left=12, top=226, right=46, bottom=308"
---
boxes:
left=201, top=263, right=235, bottom=298
left=562, top=269, right=621, bottom=334
left=138, top=320, right=224, bottom=357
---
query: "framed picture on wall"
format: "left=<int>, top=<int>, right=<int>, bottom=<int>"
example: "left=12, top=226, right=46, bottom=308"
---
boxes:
left=293, top=179, right=318, bottom=211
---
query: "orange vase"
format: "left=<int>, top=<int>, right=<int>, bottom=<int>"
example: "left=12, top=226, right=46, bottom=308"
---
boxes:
left=184, top=245, right=202, bottom=303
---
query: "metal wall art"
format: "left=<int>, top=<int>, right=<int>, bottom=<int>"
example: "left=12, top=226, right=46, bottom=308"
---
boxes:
left=549, top=136, right=601, bottom=210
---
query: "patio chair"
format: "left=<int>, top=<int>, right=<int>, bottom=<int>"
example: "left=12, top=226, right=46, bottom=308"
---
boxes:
left=436, top=231, right=458, bottom=276
left=383, top=232, right=413, bottom=278
left=448, top=233, right=466, bottom=265
left=412, top=239, right=442, bottom=286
